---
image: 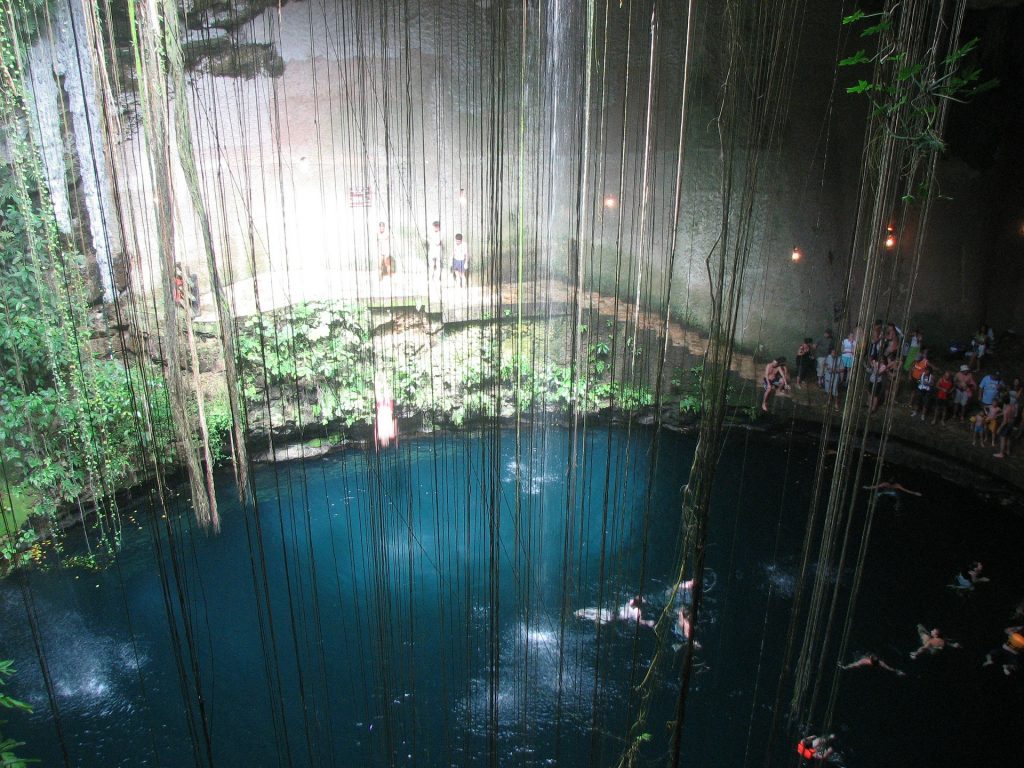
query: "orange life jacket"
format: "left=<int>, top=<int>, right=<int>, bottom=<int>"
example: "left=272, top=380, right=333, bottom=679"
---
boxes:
left=796, top=741, right=815, bottom=760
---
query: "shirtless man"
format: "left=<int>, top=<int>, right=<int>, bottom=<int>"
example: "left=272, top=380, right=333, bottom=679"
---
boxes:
left=762, top=357, right=789, bottom=412
left=953, top=365, right=976, bottom=422
left=910, top=625, right=960, bottom=659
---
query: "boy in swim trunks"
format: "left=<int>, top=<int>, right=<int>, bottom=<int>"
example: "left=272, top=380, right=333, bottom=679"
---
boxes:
left=451, top=233, right=468, bottom=287
left=762, top=357, right=788, bottom=412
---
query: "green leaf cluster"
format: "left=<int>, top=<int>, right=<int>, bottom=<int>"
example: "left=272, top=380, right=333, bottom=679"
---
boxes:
left=0, top=659, right=34, bottom=767
left=839, top=8, right=998, bottom=165
left=236, top=302, right=375, bottom=428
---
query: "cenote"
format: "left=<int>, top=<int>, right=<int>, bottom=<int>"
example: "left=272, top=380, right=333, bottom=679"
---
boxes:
left=3, top=427, right=1023, bottom=767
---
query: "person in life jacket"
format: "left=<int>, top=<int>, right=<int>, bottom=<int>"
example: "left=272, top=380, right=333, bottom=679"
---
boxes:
left=796, top=737, right=816, bottom=760
left=796, top=733, right=835, bottom=762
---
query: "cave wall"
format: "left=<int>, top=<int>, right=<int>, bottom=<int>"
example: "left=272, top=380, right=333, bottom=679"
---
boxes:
left=95, top=0, right=1004, bottom=357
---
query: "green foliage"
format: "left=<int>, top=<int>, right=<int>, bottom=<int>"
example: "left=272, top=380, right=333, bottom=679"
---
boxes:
left=0, top=530, right=39, bottom=573
left=236, top=302, right=375, bottom=428
left=839, top=7, right=997, bottom=162
left=0, top=161, right=173, bottom=563
left=673, top=364, right=704, bottom=414
left=671, top=363, right=754, bottom=419
left=202, top=395, right=233, bottom=466
left=0, top=659, right=34, bottom=767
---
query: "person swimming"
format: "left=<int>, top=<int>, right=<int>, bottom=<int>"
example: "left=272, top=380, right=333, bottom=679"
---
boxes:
left=796, top=733, right=836, bottom=763
left=910, top=625, right=961, bottom=659
left=838, top=653, right=905, bottom=676
left=863, top=479, right=921, bottom=498
left=574, top=596, right=655, bottom=628
left=948, top=561, right=989, bottom=591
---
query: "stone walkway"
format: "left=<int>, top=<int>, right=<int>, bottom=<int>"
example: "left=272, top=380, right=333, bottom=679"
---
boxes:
left=207, top=271, right=1020, bottom=493
left=764, top=378, right=1024, bottom=495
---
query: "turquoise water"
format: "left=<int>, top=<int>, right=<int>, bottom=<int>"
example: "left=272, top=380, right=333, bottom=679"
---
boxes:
left=2, top=427, right=1022, bottom=766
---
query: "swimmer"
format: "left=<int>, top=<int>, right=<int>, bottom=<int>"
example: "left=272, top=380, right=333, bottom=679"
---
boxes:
left=796, top=733, right=836, bottom=763
left=839, top=653, right=905, bottom=676
left=676, top=605, right=701, bottom=649
left=947, top=561, right=990, bottom=592
left=619, top=596, right=656, bottom=628
left=910, top=625, right=960, bottom=660
left=982, top=625, right=1023, bottom=676
left=575, top=596, right=655, bottom=628
left=862, top=480, right=922, bottom=497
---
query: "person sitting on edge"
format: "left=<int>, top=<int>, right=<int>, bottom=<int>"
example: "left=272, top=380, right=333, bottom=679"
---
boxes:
left=762, top=357, right=789, bottom=412
left=910, top=625, right=960, bottom=659
left=839, top=653, right=906, bottom=676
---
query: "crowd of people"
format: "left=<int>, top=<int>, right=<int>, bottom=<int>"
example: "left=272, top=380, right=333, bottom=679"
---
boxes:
left=763, top=322, right=1023, bottom=459
left=759, top=322, right=1024, bottom=763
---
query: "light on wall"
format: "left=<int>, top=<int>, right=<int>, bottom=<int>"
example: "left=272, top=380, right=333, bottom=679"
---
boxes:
left=604, top=194, right=618, bottom=209
left=885, top=225, right=897, bottom=249
left=791, top=247, right=801, bottom=262
left=458, top=188, right=467, bottom=207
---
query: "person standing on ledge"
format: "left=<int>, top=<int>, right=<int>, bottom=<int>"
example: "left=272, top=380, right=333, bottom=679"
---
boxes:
left=427, top=220, right=443, bottom=281
left=451, top=232, right=468, bottom=287
left=378, top=221, right=396, bottom=279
